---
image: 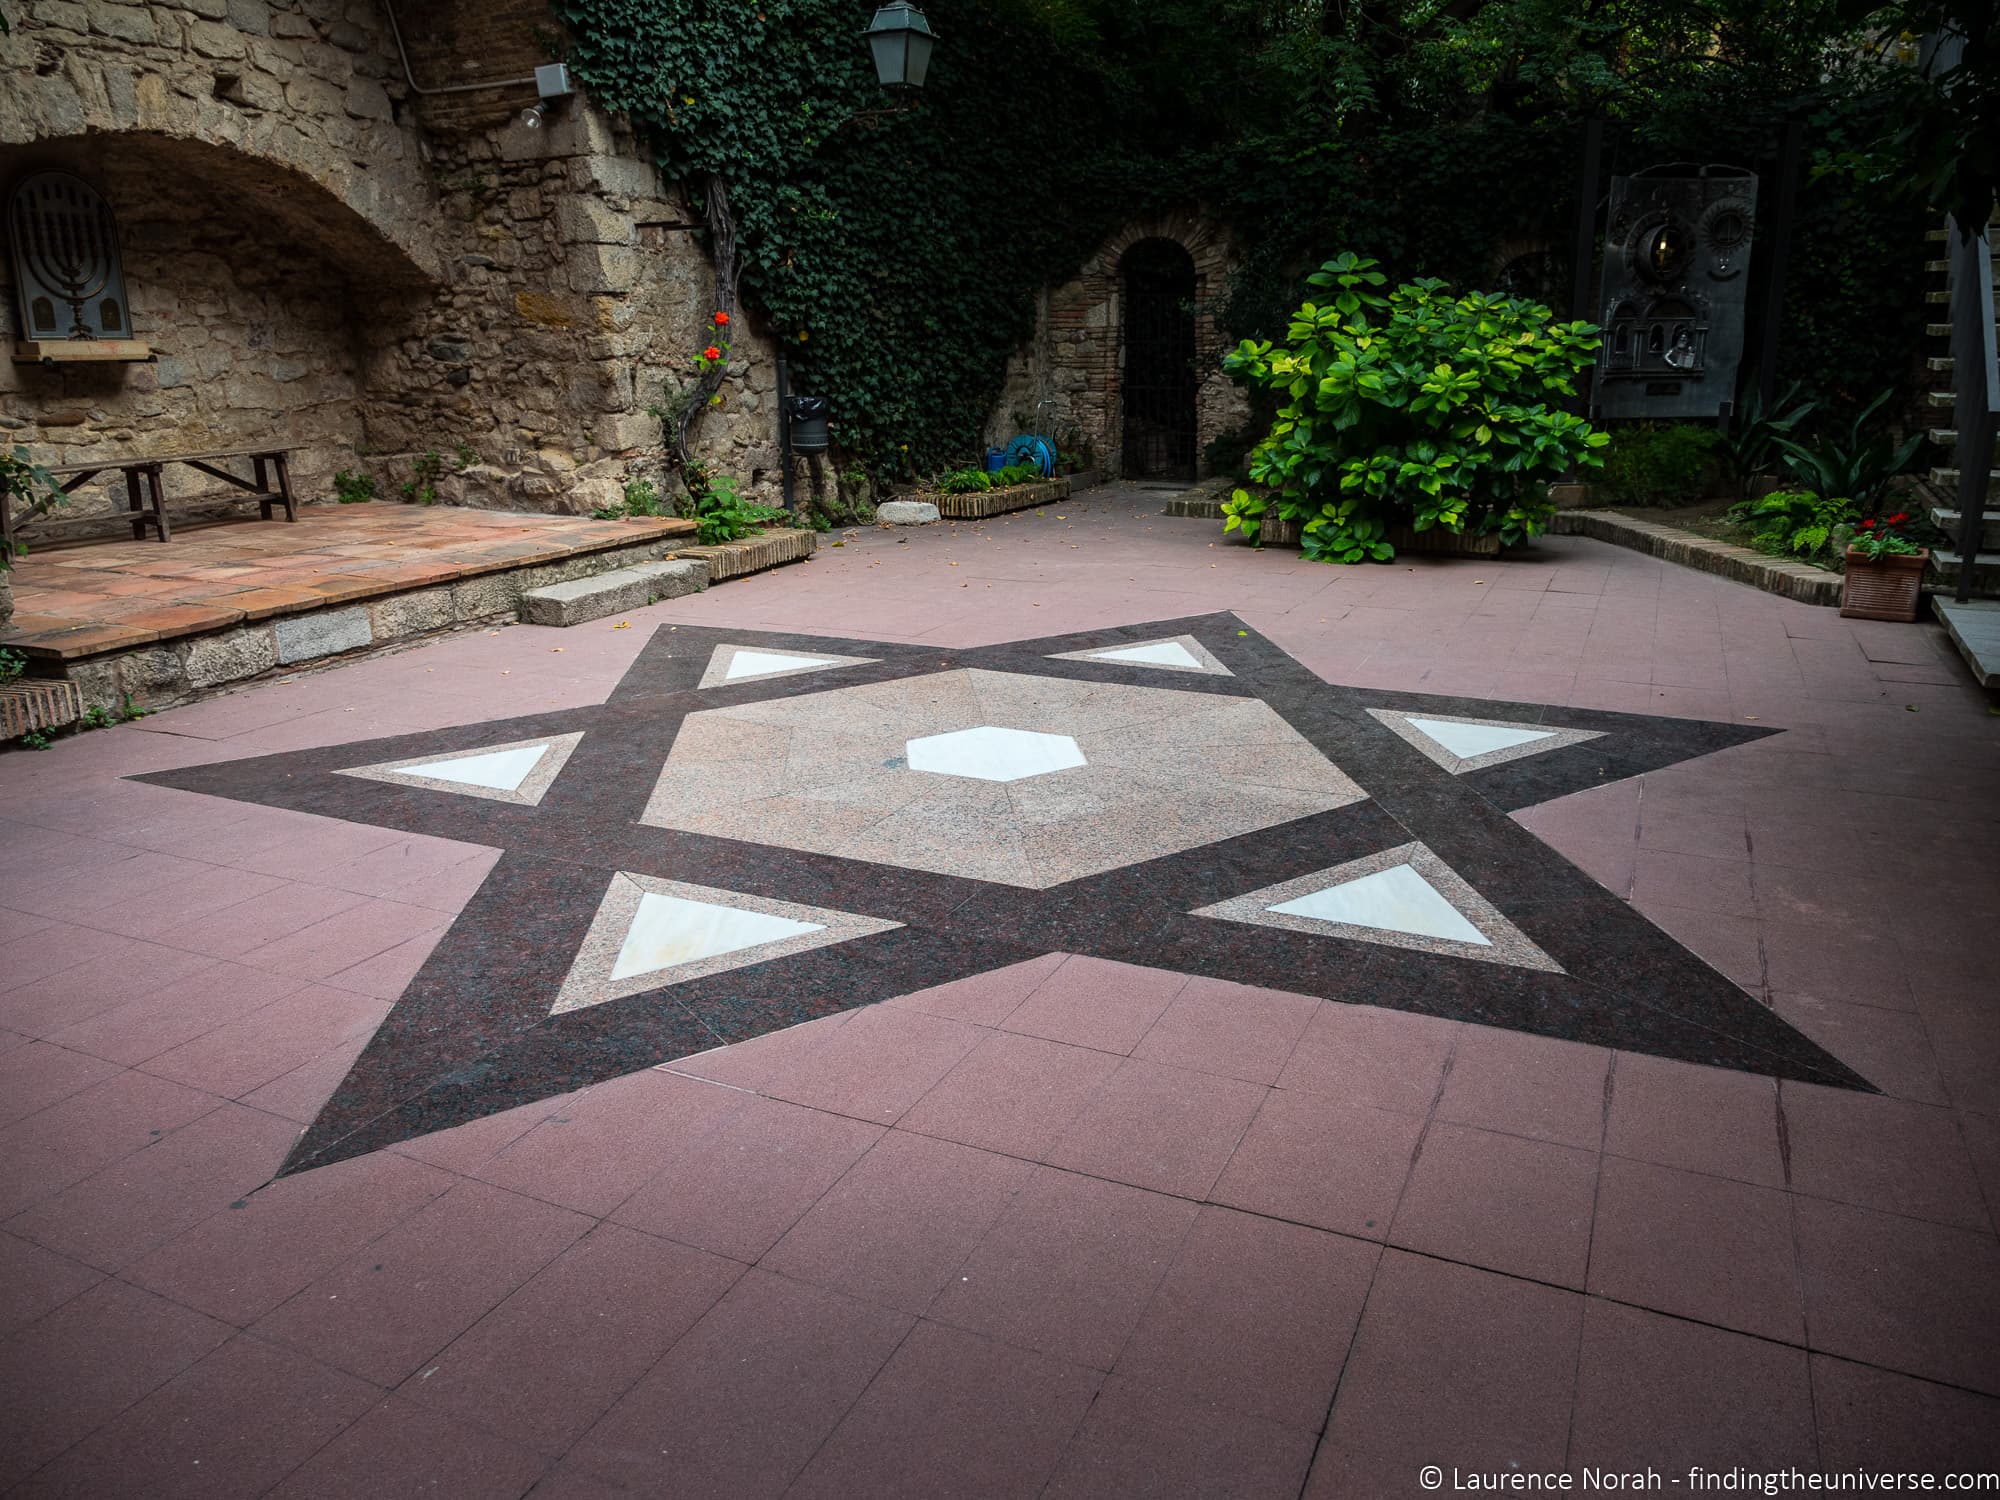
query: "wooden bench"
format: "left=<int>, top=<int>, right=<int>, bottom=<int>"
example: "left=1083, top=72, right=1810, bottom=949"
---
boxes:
left=5, top=447, right=299, bottom=549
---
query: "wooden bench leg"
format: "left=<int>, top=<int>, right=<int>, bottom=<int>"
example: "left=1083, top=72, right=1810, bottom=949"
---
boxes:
left=271, top=451, right=298, bottom=522
left=255, top=456, right=272, bottom=521
left=145, top=464, right=171, bottom=542
left=125, top=467, right=148, bottom=542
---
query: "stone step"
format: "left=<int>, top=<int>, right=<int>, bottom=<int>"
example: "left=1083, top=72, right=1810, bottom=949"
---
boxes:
left=519, top=559, right=707, bottom=627
left=1929, top=356, right=1955, bottom=372
left=1935, top=596, right=2000, bottom=686
left=1927, top=390, right=1957, bottom=407
left=1931, top=506, right=2000, bottom=552
left=1928, top=547, right=2000, bottom=597
left=1929, top=466, right=2000, bottom=486
left=1931, top=428, right=1958, bottom=445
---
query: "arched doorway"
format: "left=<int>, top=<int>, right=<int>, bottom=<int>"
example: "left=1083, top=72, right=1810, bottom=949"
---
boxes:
left=1120, top=239, right=1198, bottom=481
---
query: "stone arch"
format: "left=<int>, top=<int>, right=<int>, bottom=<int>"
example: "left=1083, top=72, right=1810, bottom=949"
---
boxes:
left=1030, top=209, right=1242, bottom=480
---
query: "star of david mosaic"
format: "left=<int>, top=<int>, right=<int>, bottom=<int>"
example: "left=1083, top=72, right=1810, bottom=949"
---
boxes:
left=138, top=613, right=1868, bottom=1176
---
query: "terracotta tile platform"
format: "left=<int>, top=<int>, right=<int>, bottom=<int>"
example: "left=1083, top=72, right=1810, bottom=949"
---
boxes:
left=0, top=484, right=1996, bottom=1497
left=1, top=504, right=692, bottom=661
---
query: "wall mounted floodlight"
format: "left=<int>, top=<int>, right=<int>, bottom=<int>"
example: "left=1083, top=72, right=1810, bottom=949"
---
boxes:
left=523, top=63, right=575, bottom=127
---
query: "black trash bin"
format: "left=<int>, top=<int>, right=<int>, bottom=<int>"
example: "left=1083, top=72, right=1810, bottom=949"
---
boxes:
left=785, top=395, right=831, bottom=453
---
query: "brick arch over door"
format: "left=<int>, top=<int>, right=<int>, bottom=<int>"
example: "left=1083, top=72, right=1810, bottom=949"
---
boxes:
left=1047, top=211, right=1237, bottom=479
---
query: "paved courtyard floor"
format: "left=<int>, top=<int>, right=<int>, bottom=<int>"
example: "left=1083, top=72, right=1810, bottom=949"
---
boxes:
left=2, top=484, right=1997, bottom=1498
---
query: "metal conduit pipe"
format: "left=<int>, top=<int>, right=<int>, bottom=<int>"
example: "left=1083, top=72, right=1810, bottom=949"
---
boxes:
left=380, top=0, right=538, bottom=96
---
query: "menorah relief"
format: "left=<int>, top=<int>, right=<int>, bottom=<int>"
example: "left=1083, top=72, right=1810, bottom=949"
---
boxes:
left=8, top=171, right=133, bottom=343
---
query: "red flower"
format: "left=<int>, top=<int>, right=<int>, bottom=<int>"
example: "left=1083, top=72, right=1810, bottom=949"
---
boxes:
left=1861, top=518, right=1876, bottom=529
left=714, top=311, right=730, bottom=326
left=702, top=345, right=722, bottom=361
left=1888, top=512, right=1908, bottom=525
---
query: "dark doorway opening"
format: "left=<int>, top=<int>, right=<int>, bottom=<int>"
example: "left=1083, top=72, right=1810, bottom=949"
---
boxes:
left=1120, top=239, right=1198, bottom=481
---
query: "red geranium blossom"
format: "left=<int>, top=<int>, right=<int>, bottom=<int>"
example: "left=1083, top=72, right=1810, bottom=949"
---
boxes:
left=1888, top=512, right=1908, bottom=524
left=714, top=311, right=730, bottom=326
left=703, top=345, right=722, bottom=361
left=1861, top=518, right=1876, bottom=529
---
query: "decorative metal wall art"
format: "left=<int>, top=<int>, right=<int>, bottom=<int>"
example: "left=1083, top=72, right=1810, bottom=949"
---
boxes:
left=1591, top=163, right=1757, bottom=421
left=7, top=171, right=133, bottom=342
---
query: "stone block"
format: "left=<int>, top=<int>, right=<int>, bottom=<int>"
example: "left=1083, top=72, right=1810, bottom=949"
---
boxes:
left=369, top=587, right=454, bottom=639
left=630, top=559, right=709, bottom=600
left=877, top=500, right=941, bottom=526
left=556, top=197, right=634, bottom=247
left=450, top=572, right=521, bottom=622
left=519, top=568, right=656, bottom=627
left=116, top=646, right=189, bottom=701
left=185, top=627, right=278, bottom=688
left=274, top=606, right=372, bottom=664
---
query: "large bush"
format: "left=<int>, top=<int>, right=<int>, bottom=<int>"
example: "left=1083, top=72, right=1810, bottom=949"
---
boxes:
left=1221, top=254, right=1607, bottom=563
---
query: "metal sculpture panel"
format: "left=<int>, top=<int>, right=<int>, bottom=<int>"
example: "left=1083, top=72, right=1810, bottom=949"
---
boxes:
left=8, top=171, right=133, bottom=342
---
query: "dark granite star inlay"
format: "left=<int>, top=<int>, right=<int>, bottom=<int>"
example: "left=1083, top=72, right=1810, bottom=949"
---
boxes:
left=135, top=612, right=1869, bottom=1176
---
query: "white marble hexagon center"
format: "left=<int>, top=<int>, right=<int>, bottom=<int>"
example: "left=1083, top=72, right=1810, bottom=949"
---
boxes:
left=905, top=725, right=1087, bottom=783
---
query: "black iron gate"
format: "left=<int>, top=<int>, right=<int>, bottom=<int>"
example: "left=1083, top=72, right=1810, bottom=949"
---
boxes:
left=1120, top=240, right=1198, bottom=481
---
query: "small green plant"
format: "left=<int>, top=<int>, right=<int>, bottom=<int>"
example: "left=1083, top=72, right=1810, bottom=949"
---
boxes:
left=453, top=442, right=477, bottom=473
left=333, top=470, right=376, bottom=505
left=1773, top=390, right=1923, bottom=510
left=675, top=466, right=784, bottom=545
left=1, top=444, right=66, bottom=568
left=401, top=450, right=445, bottom=505
left=1599, top=425, right=1722, bottom=507
left=18, top=730, right=50, bottom=751
left=1729, top=489, right=1858, bottom=566
left=83, top=705, right=113, bottom=729
left=1718, top=382, right=1816, bottom=498
left=1847, top=507, right=1926, bottom=562
left=0, top=646, right=25, bottom=684
left=1223, top=252, right=1606, bottom=565
left=1220, top=488, right=1272, bottom=544
left=594, top=477, right=665, bottom=520
left=939, top=468, right=992, bottom=495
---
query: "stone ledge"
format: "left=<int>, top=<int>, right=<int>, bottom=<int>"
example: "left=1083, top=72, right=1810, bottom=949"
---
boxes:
left=520, top=559, right=708, bottom=627
left=674, top=527, right=818, bottom=581
left=1551, top=511, right=1842, bottom=606
left=934, top=478, right=1071, bottom=520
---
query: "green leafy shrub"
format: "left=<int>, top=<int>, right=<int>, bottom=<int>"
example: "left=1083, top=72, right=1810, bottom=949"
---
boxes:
left=1600, top=425, right=1722, bottom=507
left=1773, top=390, right=1923, bottom=510
left=1, top=444, right=65, bottom=567
left=593, top=477, right=667, bottom=521
left=677, top=472, right=784, bottom=545
left=936, top=463, right=1041, bottom=495
left=332, top=470, right=375, bottom=505
left=1728, top=489, right=1858, bottom=566
left=400, top=450, right=444, bottom=506
left=1717, top=383, right=1816, bottom=498
left=1222, top=253, right=1606, bottom=564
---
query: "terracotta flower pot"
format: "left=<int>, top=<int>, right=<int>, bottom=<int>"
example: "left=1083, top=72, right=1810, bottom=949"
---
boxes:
left=1839, top=546, right=1929, bottom=622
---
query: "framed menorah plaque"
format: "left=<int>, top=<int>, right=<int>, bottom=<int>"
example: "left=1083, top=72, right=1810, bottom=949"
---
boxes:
left=8, top=170, right=134, bottom=343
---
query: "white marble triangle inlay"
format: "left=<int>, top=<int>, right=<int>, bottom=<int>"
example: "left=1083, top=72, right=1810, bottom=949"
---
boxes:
left=335, top=732, right=585, bottom=806
left=1047, top=633, right=1232, bottom=677
left=399, top=743, right=551, bottom=792
left=697, top=643, right=880, bottom=689
left=611, top=893, right=823, bottom=981
left=1402, top=716, right=1555, bottom=762
left=727, top=648, right=842, bottom=682
left=1270, top=863, right=1490, bottom=946
left=1096, top=640, right=1203, bottom=670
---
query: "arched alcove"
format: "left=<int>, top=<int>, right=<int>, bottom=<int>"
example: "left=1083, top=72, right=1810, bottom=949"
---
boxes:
left=1119, top=238, right=1199, bottom=480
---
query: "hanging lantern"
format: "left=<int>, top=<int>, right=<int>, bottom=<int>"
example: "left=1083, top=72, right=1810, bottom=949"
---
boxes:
left=862, top=3, right=937, bottom=89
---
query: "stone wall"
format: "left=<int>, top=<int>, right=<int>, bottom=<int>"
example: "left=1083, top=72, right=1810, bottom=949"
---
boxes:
left=1, top=0, right=792, bottom=534
left=988, top=210, right=1249, bottom=482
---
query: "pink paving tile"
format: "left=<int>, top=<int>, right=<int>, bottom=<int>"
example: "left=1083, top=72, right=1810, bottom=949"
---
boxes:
left=0, top=1278, right=233, bottom=1490
left=0, top=1229, right=103, bottom=1340
left=0, top=931, right=218, bottom=1036
left=661, top=1010, right=854, bottom=1091
left=1043, top=1374, right=1316, bottom=1500
left=1435, top=1024, right=1609, bottom=1150
left=319, top=926, right=451, bottom=1001
left=1001, top=954, right=1190, bottom=1054
left=896, top=1029, right=1120, bottom=1159
left=758, top=1001, right=985, bottom=1123
left=1774, top=994, right=1949, bottom=1106
left=235, top=897, right=453, bottom=983
left=387, top=1093, right=576, bottom=1177
left=82, top=859, right=296, bottom=942
left=379, top=848, right=503, bottom=914
left=1782, top=1083, right=1988, bottom=1230
left=1569, top=1298, right=1816, bottom=1472
left=1043, top=1056, right=1267, bottom=1199
left=787, top=1319, right=1100, bottom=1500
left=1324, top=1251, right=1582, bottom=1472
left=8, top=1101, right=299, bottom=1272
left=16, top=1333, right=379, bottom=1500
left=1916, top=993, right=2000, bottom=1118
left=475, top=1067, right=748, bottom=1217
left=40, top=962, right=308, bottom=1068
left=1114, top=1205, right=1377, bottom=1428
left=1811, top=1355, right=2000, bottom=1472
left=139, top=984, right=388, bottom=1099
left=1631, top=848, right=1755, bottom=914
left=1388, top=1122, right=1598, bottom=1287
left=1208, top=1088, right=1423, bottom=1239
left=0, top=1068, right=223, bottom=1219
left=167, top=881, right=373, bottom=961
left=1276, top=1000, right=1460, bottom=1116
left=125, top=1149, right=455, bottom=1325
left=1603, top=1051, right=1784, bottom=1187
left=1545, top=837, right=1637, bottom=898
left=0, top=906, right=55, bottom=945
left=929, top=1165, right=1197, bottom=1369
left=313, top=833, right=497, bottom=899
left=885, top=950, right=1068, bottom=1026
left=1761, top=917, right=1918, bottom=1010
left=565, top=1269, right=912, bottom=1497
left=229, top=820, right=409, bottom=881
left=609, top=1093, right=883, bottom=1261
left=763, top=1130, right=1032, bottom=1313
left=404, top=1223, right=743, bottom=1455
left=1586, top=1155, right=1804, bottom=1343
left=1641, top=903, right=1766, bottom=989
left=1130, top=975, right=1318, bottom=1084
left=252, top=1179, right=594, bottom=1387
left=1636, top=804, right=1749, bottom=860
left=0, top=1041, right=123, bottom=1127
left=238, top=1032, right=370, bottom=1123
left=1794, top=1196, right=2000, bottom=1394
left=265, top=1394, right=550, bottom=1500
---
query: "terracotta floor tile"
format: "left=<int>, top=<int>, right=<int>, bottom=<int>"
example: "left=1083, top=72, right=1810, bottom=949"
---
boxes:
left=1587, top=1155, right=1804, bottom=1343
left=788, top=1320, right=1100, bottom=1500
left=1325, top=1251, right=1581, bottom=1472
left=1389, top=1122, right=1598, bottom=1287
left=1209, top=1088, right=1423, bottom=1239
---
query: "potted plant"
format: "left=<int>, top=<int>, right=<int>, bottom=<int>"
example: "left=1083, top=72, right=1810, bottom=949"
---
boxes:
left=1839, top=509, right=1929, bottom=622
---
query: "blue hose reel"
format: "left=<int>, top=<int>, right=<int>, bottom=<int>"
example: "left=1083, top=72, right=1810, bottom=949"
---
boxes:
left=1002, top=433, right=1057, bottom=478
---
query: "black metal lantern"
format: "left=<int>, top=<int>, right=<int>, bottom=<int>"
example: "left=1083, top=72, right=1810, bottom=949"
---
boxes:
left=863, top=2, right=936, bottom=89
